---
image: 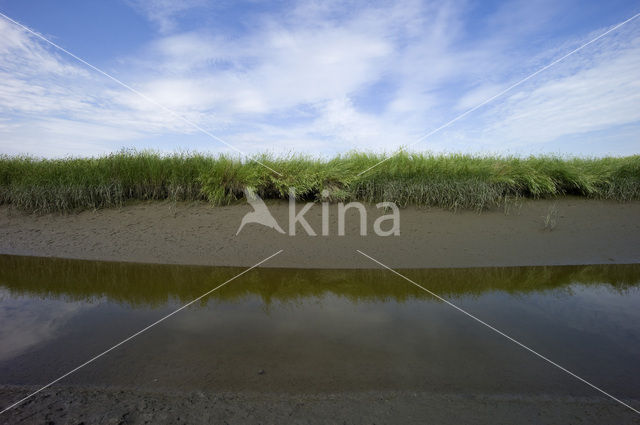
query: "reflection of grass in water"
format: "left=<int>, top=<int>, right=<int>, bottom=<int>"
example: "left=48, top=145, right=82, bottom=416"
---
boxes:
left=1, top=150, right=639, bottom=213
left=0, top=255, right=638, bottom=308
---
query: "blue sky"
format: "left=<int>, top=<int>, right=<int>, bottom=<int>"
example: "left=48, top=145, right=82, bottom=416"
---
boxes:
left=0, top=0, right=638, bottom=158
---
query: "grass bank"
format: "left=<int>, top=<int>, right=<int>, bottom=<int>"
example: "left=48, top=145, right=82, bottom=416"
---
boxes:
left=1, top=150, right=639, bottom=213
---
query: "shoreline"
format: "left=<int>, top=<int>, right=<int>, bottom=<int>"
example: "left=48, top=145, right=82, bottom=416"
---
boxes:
left=2, top=385, right=638, bottom=425
left=1, top=198, right=639, bottom=269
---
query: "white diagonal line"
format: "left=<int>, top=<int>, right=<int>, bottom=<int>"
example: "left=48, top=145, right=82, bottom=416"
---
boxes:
left=357, top=12, right=640, bottom=177
left=0, top=249, right=283, bottom=415
left=0, top=11, right=282, bottom=177
left=356, top=249, right=640, bottom=415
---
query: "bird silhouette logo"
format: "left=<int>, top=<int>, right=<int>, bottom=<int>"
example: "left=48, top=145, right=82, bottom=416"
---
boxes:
left=236, top=187, right=285, bottom=235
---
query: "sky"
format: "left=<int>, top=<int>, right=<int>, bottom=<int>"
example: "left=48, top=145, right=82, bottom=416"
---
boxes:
left=0, top=0, right=638, bottom=158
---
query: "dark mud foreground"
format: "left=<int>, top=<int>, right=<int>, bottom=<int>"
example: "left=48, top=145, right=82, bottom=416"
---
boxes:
left=1, top=386, right=638, bottom=425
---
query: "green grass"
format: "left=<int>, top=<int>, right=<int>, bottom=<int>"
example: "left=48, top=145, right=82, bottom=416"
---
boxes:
left=1, top=149, right=639, bottom=213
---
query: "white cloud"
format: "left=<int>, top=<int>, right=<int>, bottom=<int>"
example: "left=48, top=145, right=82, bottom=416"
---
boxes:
left=127, top=0, right=209, bottom=33
left=138, top=22, right=393, bottom=113
left=467, top=29, right=640, bottom=150
left=0, top=19, right=201, bottom=156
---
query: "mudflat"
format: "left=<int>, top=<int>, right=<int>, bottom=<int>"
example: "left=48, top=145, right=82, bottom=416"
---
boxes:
left=1, top=197, right=639, bottom=268
left=2, top=386, right=637, bottom=425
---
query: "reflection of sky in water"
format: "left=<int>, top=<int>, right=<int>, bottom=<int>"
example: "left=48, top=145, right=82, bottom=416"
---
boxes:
left=0, top=289, right=99, bottom=362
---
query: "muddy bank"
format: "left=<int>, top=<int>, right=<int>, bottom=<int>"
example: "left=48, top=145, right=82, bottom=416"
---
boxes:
left=1, top=385, right=638, bottom=425
left=1, top=198, right=639, bottom=268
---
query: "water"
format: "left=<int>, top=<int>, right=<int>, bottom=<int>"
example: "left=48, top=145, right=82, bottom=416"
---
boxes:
left=0, top=255, right=639, bottom=401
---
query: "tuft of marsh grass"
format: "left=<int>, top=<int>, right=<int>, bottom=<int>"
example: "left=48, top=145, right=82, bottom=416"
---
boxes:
left=0, top=149, right=639, bottom=213
left=543, top=203, right=559, bottom=231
